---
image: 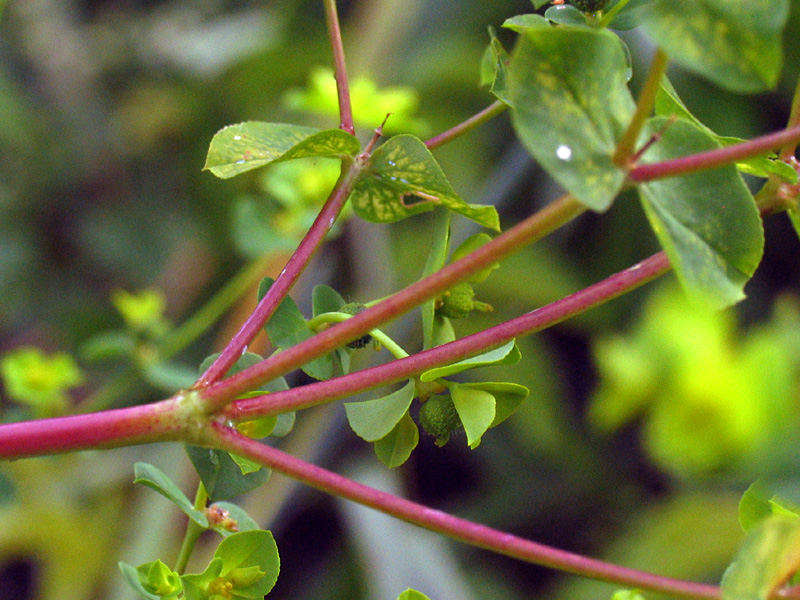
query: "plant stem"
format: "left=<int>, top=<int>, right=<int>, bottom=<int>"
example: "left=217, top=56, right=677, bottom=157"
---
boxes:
left=629, top=123, right=800, bottom=182
left=306, top=312, right=409, bottom=359
left=779, top=74, right=800, bottom=160
left=209, top=423, right=720, bottom=600
left=425, top=100, right=508, bottom=150
left=199, top=194, right=587, bottom=411
left=159, top=256, right=273, bottom=361
left=613, top=48, right=669, bottom=166
left=0, top=395, right=189, bottom=458
left=598, top=0, right=634, bottom=27
left=223, top=251, right=670, bottom=421
left=323, top=0, right=355, bottom=135
left=196, top=159, right=361, bottom=388
left=174, top=483, right=208, bottom=575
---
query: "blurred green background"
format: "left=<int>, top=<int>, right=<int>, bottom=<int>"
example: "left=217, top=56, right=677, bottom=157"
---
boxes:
left=1, top=1, right=800, bottom=599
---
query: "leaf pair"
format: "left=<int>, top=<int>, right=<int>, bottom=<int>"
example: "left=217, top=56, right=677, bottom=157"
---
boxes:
left=204, top=123, right=499, bottom=231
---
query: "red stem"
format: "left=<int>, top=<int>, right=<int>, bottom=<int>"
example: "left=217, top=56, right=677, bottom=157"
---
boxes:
left=425, top=101, right=508, bottom=150
left=0, top=398, right=185, bottom=458
left=210, top=424, right=721, bottom=600
left=224, top=252, right=670, bottom=421
left=196, top=161, right=360, bottom=387
left=324, top=0, right=355, bottom=136
left=629, top=123, right=800, bottom=182
left=199, top=195, right=586, bottom=411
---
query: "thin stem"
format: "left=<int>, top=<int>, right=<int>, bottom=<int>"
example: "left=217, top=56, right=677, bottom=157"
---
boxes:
left=425, top=101, right=508, bottom=150
left=779, top=74, right=800, bottom=160
left=199, top=194, right=587, bottom=411
left=629, top=123, right=800, bottom=182
left=307, top=312, right=410, bottom=359
left=209, top=424, right=720, bottom=600
left=174, top=483, right=208, bottom=575
left=324, top=0, right=355, bottom=135
left=613, top=48, right=669, bottom=166
left=159, top=256, right=273, bottom=361
left=224, top=252, right=670, bottom=422
left=196, top=160, right=361, bottom=388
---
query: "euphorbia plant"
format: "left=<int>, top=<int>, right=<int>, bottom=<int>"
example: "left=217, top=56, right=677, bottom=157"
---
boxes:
left=2, top=0, right=800, bottom=599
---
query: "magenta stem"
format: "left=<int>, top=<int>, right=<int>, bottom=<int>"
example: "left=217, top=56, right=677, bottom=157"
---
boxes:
left=425, top=101, right=508, bottom=150
left=224, top=252, right=670, bottom=421
left=196, top=161, right=360, bottom=387
left=210, top=424, right=721, bottom=600
left=324, top=0, right=355, bottom=135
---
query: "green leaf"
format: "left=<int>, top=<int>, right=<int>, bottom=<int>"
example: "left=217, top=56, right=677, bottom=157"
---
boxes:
left=790, top=210, right=800, bottom=242
left=451, top=233, right=499, bottom=283
left=204, top=122, right=359, bottom=179
left=182, top=558, right=224, bottom=600
left=544, top=5, right=589, bottom=27
left=636, top=117, right=764, bottom=308
left=722, top=516, right=800, bottom=600
left=419, top=340, right=520, bottom=382
left=143, top=362, right=197, bottom=392
left=739, top=481, right=800, bottom=533
left=459, top=381, right=530, bottom=427
left=451, top=385, right=496, bottom=449
left=214, top=530, right=280, bottom=598
left=374, top=412, right=419, bottom=468
left=655, top=80, right=797, bottom=183
left=606, top=0, right=655, bottom=30
left=210, top=501, right=261, bottom=537
left=421, top=210, right=452, bottom=351
left=229, top=453, right=264, bottom=476
left=345, top=380, right=416, bottom=442
left=509, top=26, right=634, bottom=210
left=610, top=591, right=648, bottom=600
left=481, top=27, right=513, bottom=105
left=349, top=135, right=500, bottom=230
left=134, top=462, right=208, bottom=528
left=260, top=277, right=334, bottom=381
left=0, top=346, right=84, bottom=414
left=312, top=284, right=346, bottom=317
left=641, top=0, right=789, bottom=93
left=502, top=13, right=551, bottom=33
left=397, top=590, right=431, bottom=600
left=118, top=562, right=161, bottom=600
left=185, top=446, right=271, bottom=502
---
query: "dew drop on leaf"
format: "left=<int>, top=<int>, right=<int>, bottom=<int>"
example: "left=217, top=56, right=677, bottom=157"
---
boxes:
left=556, top=145, right=572, bottom=160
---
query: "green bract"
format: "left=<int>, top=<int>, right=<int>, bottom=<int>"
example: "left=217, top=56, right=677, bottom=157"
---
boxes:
left=0, top=346, right=84, bottom=416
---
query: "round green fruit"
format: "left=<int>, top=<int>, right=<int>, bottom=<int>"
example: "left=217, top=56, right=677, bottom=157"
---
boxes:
left=419, top=395, right=461, bottom=445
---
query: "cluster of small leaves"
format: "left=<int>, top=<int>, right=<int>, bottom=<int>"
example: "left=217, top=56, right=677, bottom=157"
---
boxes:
left=481, top=0, right=793, bottom=308
left=121, top=463, right=277, bottom=600
left=344, top=221, right=528, bottom=463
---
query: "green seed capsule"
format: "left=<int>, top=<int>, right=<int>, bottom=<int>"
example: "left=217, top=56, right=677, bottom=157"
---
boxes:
left=418, top=395, right=461, bottom=446
left=339, top=302, right=372, bottom=348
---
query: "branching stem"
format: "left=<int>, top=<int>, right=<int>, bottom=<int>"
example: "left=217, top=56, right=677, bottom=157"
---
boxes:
left=210, top=424, right=721, bottom=600
left=323, top=0, right=355, bottom=135
left=425, top=100, right=508, bottom=150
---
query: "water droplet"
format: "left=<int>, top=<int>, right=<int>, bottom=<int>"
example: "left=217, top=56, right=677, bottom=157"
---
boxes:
left=556, top=145, right=572, bottom=161
left=233, top=135, right=242, bottom=141
left=389, top=176, right=397, bottom=181
left=235, top=159, right=246, bottom=164
left=387, top=160, right=396, bottom=167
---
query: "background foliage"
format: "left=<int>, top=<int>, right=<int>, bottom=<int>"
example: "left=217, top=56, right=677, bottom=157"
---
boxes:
left=0, top=1, right=799, bottom=599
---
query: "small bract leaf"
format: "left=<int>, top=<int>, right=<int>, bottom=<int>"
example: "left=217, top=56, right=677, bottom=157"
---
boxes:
left=610, top=590, right=648, bottom=600
left=134, top=462, right=209, bottom=528
left=349, top=135, right=500, bottom=230
left=345, top=380, right=416, bottom=442
left=181, top=558, right=224, bottom=600
left=204, top=122, right=359, bottom=179
left=636, top=117, right=764, bottom=309
left=544, top=5, right=589, bottom=27
left=451, top=385, right=496, bottom=449
left=210, top=501, right=261, bottom=537
left=740, top=480, right=777, bottom=533
left=790, top=210, right=800, bottom=242
left=509, top=26, right=634, bottom=210
left=312, top=284, right=346, bottom=317
left=214, top=530, right=280, bottom=597
left=459, top=381, right=530, bottom=427
left=118, top=562, right=161, bottom=600
left=185, top=446, right=271, bottom=502
left=606, top=0, right=655, bottom=31
left=502, top=13, right=550, bottom=33
left=481, top=27, right=512, bottom=105
left=374, top=412, right=419, bottom=468
left=641, top=0, right=789, bottom=93
left=722, top=516, right=800, bottom=600
left=421, top=210, right=452, bottom=351
left=420, top=340, right=520, bottom=382
left=451, top=233, right=499, bottom=283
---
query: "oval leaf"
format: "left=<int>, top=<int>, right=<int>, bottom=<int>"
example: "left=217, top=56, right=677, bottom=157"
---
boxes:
left=641, top=0, right=789, bottom=93
left=420, top=340, right=520, bottom=382
left=374, top=412, right=419, bottom=468
left=459, top=381, right=530, bottom=427
left=204, top=122, right=359, bottom=179
left=451, top=386, right=496, bottom=449
left=636, top=117, right=764, bottom=308
left=215, top=530, right=280, bottom=598
left=349, top=135, right=500, bottom=230
left=184, top=445, right=271, bottom=502
left=509, top=26, right=634, bottom=211
left=345, top=380, right=416, bottom=442
left=134, top=462, right=208, bottom=528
